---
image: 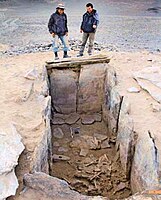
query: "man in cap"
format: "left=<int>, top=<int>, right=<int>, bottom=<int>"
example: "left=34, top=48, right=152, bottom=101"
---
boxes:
left=78, top=3, right=99, bottom=57
left=48, top=3, right=70, bottom=60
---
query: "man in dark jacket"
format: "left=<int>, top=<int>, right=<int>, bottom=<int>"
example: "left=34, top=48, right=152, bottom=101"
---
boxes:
left=48, top=3, right=70, bottom=60
left=78, top=3, right=99, bottom=57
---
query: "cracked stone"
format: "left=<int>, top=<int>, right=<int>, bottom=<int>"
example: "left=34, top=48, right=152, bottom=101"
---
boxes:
left=24, top=68, right=38, bottom=80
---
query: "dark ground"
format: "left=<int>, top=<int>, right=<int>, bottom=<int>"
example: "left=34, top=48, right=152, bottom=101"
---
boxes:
left=0, top=0, right=161, bottom=53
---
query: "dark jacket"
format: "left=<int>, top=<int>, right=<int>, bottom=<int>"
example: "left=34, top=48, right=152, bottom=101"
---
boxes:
left=81, top=9, right=99, bottom=33
left=48, top=11, right=68, bottom=36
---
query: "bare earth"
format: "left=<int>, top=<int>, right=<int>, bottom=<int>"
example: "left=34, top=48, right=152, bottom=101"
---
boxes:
left=0, top=49, right=160, bottom=199
left=0, top=0, right=161, bottom=199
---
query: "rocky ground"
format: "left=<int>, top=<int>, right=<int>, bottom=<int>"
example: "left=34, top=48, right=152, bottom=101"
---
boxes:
left=51, top=121, right=131, bottom=199
left=1, top=0, right=161, bottom=200
left=0, top=0, right=161, bottom=56
left=0, top=50, right=160, bottom=200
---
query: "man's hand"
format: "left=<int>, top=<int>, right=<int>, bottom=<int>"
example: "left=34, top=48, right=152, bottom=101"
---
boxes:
left=51, top=33, right=55, bottom=37
left=65, top=32, right=68, bottom=36
left=80, top=29, right=83, bottom=33
left=93, top=25, right=97, bottom=29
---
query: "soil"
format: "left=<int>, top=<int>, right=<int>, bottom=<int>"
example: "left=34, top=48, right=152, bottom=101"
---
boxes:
left=0, top=0, right=161, bottom=54
left=48, top=62, right=131, bottom=199
left=50, top=119, right=131, bottom=199
left=0, top=50, right=160, bottom=200
left=0, top=1, right=161, bottom=200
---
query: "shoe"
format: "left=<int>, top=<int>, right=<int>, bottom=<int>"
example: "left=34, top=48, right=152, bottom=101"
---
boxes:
left=63, top=51, right=71, bottom=58
left=63, top=54, right=71, bottom=58
left=54, top=52, right=59, bottom=60
left=77, top=54, right=83, bottom=57
left=55, top=56, right=59, bottom=60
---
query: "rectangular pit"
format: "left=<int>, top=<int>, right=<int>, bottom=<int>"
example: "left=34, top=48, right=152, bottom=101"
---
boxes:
left=47, top=56, right=132, bottom=199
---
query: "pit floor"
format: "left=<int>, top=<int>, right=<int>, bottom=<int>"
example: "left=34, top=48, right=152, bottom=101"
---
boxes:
left=50, top=116, right=131, bottom=199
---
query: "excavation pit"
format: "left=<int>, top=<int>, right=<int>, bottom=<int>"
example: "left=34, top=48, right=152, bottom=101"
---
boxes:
left=47, top=56, right=132, bottom=199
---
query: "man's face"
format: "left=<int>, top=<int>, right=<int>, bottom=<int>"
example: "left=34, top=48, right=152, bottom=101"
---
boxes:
left=86, top=6, right=93, bottom=13
left=57, top=9, right=64, bottom=15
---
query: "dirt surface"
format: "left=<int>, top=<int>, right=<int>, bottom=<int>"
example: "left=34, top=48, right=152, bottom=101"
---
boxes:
left=51, top=120, right=131, bottom=199
left=0, top=50, right=159, bottom=200
left=0, top=0, right=161, bottom=199
left=0, top=0, right=161, bottom=54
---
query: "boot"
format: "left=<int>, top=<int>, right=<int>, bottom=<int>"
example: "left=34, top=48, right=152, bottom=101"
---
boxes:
left=63, top=51, right=71, bottom=58
left=77, top=53, right=83, bottom=57
left=88, top=46, right=93, bottom=56
left=77, top=45, right=85, bottom=57
left=54, top=52, right=59, bottom=60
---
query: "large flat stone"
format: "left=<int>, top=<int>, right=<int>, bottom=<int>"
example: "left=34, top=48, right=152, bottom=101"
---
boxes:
left=131, top=132, right=160, bottom=193
left=103, top=66, right=120, bottom=134
left=31, top=96, right=52, bottom=174
left=0, top=125, right=25, bottom=200
left=77, top=63, right=107, bottom=114
left=117, top=96, right=135, bottom=178
left=50, top=69, right=77, bottom=114
left=134, top=66, right=161, bottom=103
left=103, top=87, right=122, bottom=134
left=23, top=172, right=108, bottom=200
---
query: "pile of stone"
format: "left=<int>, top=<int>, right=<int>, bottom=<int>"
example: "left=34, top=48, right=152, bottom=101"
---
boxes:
left=1, top=39, right=118, bottom=56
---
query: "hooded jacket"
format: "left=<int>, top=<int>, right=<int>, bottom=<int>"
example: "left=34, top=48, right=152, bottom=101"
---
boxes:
left=48, top=10, right=68, bottom=36
left=81, top=9, right=99, bottom=33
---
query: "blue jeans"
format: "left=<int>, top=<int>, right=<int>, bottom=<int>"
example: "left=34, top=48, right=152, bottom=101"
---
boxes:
left=52, top=35, right=69, bottom=53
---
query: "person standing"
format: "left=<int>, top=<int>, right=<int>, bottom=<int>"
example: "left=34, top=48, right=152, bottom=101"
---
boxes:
left=78, top=3, right=99, bottom=57
left=48, top=3, right=70, bottom=60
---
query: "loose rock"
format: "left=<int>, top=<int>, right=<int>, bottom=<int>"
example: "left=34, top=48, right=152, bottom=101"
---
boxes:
left=127, top=87, right=140, bottom=93
left=0, top=125, right=25, bottom=200
left=52, top=154, right=70, bottom=161
left=65, top=113, right=80, bottom=125
left=113, top=182, right=130, bottom=194
left=24, top=68, right=38, bottom=80
left=58, top=147, right=68, bottom=153
left=93, top=133, right=108, bottom=141
left=152, top=103, right=161, bottom=112
left=53, top=142, right=60, bottom=147
left=80, top=148, right=89, bottom=157
left=81, top=115, right=95, bottom=125
left=101, top=139, right=111, bottom=149
left=53, top=128, right=64, bottom=139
